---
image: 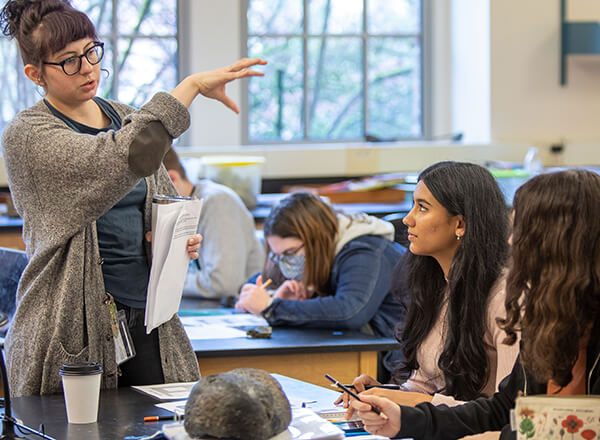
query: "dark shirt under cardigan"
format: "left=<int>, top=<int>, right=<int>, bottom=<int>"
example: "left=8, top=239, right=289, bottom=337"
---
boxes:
left=45, top=97, right=149, bottom=308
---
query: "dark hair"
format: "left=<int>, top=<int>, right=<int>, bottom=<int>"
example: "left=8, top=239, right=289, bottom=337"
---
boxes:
left=263, top=192, right=338, bottom=295
left=162, top=148, right=189, bottom=180
left=0, top=0, right=97, bottom=67
left=500, top=170, right=600, bottom=386
left=394, top=161, right=510, bottom=400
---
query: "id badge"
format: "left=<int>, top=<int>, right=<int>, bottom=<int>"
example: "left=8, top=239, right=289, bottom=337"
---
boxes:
left=109, top=300, right=136, bottom=365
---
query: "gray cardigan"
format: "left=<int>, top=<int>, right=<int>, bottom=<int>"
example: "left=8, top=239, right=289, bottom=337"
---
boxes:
left=2, top=92, right=200, bottom=396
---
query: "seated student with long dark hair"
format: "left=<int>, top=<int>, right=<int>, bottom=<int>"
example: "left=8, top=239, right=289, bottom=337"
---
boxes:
left=342, top=161, right=519, bottom=410
left=350, top=169, right=600, bottom=440
left=235, top=192, right=407, bottom=372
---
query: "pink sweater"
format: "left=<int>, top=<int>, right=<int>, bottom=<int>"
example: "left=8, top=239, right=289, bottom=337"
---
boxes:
left=400, top=273, right=519, bottom=407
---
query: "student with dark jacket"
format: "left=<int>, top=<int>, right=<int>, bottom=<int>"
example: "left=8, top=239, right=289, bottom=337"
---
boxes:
left=350, top=169, right=600, bottom=440
left=235, top=192, right=407, bottom=372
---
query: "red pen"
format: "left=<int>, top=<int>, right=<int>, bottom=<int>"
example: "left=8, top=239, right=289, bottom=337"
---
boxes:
left=143, top=414, right=183, bottom=422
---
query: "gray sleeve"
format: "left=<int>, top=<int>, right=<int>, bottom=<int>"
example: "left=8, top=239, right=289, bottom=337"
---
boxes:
left=1, top=93, right=189, bottom=246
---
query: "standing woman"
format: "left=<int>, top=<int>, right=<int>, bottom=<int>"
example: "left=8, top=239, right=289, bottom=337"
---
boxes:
left=344, top=161, right=519, bottom=409
left=0, top=0, right=266, bottom=396
left=235, top=192, right=407, bottom=372
left=351, top=169, right=600, bottom=440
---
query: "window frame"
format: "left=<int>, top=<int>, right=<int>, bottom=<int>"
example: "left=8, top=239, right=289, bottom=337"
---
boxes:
left=241, top=0, right=432, bottom=145
left=0, top=0, right=180, bottom=120
left=89, top=0, right=180, bottom=103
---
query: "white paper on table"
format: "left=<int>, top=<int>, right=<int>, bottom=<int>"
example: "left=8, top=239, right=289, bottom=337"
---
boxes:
left=161, top=408, right=347, bottom=440
left=183, top=324, right=248, bottom=340
left=145, top=199, right=203, bottom=333
left=132, top=382, right=196, bottom=400
left=179, top=314, right=269, bottom=327
left=155, top=400, right=187, bottom=416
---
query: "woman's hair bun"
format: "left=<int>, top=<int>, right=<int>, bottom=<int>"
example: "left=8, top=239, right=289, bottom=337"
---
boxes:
left=1, top=0, right=67, bottom=38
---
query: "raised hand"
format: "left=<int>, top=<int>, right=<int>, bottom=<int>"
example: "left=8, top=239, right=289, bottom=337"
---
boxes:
left=172, top=58, right=267, bottom=110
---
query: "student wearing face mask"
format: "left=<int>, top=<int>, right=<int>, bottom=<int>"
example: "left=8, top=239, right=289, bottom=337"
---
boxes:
left=235, top=192, right=408, bottom=373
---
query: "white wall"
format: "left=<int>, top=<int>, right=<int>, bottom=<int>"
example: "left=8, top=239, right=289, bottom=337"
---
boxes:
left=451, top=0, right=490, bottom=144
left=490, top=0, right=600, bottom=165
left=182, top=1, right=244, bottom=146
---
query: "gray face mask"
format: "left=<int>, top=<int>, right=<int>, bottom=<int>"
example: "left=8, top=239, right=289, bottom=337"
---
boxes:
left=269, top=252, right=305, bottom=281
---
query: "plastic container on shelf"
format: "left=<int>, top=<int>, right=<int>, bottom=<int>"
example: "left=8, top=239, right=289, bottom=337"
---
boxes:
left=523, top=147, right=543, bottom=175
left=199, top=155, right=265, bottom=209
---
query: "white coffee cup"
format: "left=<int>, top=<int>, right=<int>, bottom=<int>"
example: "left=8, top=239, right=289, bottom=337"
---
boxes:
left=59, top=362, right=103, bottom=424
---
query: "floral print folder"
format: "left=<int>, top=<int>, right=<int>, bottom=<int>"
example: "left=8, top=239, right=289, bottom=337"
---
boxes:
left=513, top=396, right=600, bottom=440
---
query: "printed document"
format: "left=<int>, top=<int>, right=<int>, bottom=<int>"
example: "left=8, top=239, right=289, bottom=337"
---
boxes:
left=145, top=199, right=203, bottom=333
left=179, top=314, right=269, bottom=340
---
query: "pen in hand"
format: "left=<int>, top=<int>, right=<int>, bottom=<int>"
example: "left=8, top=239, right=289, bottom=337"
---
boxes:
left=324, top=374, right=381, bottom=415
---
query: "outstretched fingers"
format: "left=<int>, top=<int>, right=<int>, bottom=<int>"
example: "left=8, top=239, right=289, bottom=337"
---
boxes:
left=219, top=95, right=240, bottom=114
left=229, top=57, right=268, bottom=72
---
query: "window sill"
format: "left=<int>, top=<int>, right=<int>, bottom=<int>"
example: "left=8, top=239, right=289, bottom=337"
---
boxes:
left=176, top=141, right=533, bottom=179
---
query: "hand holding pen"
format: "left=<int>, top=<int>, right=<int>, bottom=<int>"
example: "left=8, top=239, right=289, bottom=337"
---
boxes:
left=335, top=373, right=433, bottom=416
left=334, top=374, right=385, bottom=407
left=349, top=394, right=401, bottom=438
left=235, top=275, right=273, bottom=315
left=324, top=374, right=381, bottom=416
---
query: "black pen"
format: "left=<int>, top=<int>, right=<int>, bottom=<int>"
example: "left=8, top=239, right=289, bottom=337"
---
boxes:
left=330, top=383, right=401, bottom=391
left=324, top=374, right=381, bottom=415
left=143, top=414, right=184, bottom=422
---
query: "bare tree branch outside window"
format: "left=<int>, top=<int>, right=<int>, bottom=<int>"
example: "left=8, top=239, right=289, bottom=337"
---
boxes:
left=246, top=0, right=423, bottom=143
left=0, top=0, right=178, bottom=136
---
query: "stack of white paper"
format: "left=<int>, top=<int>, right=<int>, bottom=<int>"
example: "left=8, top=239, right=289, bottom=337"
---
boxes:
left=161, top=408, right=346, bottom=440
left=145, top=199, right=203, bottom=333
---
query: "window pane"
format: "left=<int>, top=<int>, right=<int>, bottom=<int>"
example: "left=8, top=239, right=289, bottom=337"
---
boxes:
left=308, top=0, right=363, bottom=35
left=72, top=0, right=113, bottom=36
left=368, top=0, right=420, bottom=34
left=117, top=38, right=178, bottom=108
left=367, top=37, right=421, bottom=139
left=308, top=37, right=362, bottom=139
left=248, top=0, right=303, bottom=35
left=248, top=37, right=303, bottom=142
left=118, top=0, right=177, bottom=35
left=0, top=40, right=38, bottom=134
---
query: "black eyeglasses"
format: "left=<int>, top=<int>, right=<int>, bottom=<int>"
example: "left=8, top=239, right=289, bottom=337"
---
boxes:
left=43, top=42, right=104, bottom=76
